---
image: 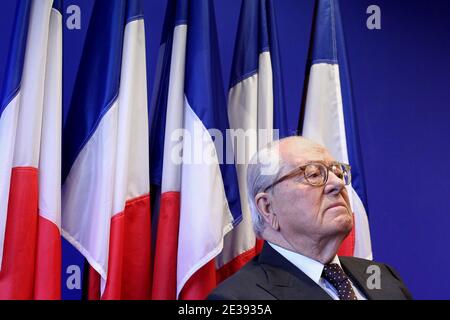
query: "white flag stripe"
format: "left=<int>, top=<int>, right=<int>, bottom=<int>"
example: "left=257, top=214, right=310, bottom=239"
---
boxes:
left=39, top=7, right=62, bottom=229
left=223, top=74, right=257, bottom=266
left=220, top=51, right=274, bottom=267
left=62, top=100, right=119, bottom=280
left=112, top=19, right=149, bottom=214
left=13, top=0, right=52, bottom=168
left=177, top=98, right=234, bottom=297
left=0, top=94, right=21, bottom=267
left=228, top=74, right=258, bottom=137
left=256, top=52, right=274, bottom=135
left=161, top=24, right=187, bottom=194
left=303, top=63, right=372, bottom=260
left=350, top=188, right=373, bottom=260
left=302, top=64, right=349, bottom=164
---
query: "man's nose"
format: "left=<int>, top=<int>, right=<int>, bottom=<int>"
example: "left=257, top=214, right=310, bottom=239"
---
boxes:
left=324, top=171, right=345, bottom=195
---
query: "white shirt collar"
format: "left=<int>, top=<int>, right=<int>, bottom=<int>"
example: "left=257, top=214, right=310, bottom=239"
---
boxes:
left=268, top=241, right=341, bottom=285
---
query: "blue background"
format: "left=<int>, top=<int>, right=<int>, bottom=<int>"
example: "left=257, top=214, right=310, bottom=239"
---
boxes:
left=0, top=0, right=449, bottom=299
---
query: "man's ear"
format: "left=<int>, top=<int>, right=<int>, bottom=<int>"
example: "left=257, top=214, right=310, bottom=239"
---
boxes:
left=255, top=192, right=279, bottom=231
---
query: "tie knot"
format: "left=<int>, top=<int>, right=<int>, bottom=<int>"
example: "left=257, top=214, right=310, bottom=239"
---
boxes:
left=322, top=263, right=349, bottom=285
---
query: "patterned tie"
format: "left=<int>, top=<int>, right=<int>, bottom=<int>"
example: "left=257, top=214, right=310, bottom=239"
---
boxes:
left=322, top=263, right=358, bottom=300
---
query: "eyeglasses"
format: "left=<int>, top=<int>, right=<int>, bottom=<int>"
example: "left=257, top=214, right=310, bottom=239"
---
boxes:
left=263, top=161, right=351, bottom=192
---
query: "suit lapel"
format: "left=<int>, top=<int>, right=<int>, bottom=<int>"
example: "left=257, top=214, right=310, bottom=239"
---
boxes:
left=340, top=257, right=411, bottom=300
left=256, top=243, right=332, bottom=300
left=340, top=257, right=386, bottom=300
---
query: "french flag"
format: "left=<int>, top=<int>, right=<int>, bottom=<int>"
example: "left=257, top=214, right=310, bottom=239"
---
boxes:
left=62, top=0, right=151, bottom=299
left=219, top=0, right=288, bottom=280
left=151, top=0, right=242, bottom=299
left=0, top=0, right=62, bottom=299
left=300, top=0, right=372, bottom=259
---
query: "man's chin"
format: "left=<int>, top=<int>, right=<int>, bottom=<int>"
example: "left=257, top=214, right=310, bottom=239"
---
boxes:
left=334, top=214, right=353, bottom=234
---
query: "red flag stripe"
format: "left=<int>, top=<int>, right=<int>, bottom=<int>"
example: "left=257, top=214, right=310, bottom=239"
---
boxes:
left=152, top=192, right=180, bottom=300
left=34, top=214, right=61, bottom=299
left=179, top=259, right=216, bottom=300
left=337, top=214, right=356, bottom=257
left=86, top=194, right=152, bottom=300
left=86, top=265, right=101, bottom=300
left=0, top=167, right=38, bottom=299
left=216, top=239, right=263, bottom=284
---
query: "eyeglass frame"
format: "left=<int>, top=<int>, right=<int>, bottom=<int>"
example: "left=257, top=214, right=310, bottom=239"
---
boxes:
left=263, top=161, right=352, bottom=192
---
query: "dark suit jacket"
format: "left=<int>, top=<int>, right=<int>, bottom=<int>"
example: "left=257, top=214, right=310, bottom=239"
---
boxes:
left=208, top=242, right=412, bottom=300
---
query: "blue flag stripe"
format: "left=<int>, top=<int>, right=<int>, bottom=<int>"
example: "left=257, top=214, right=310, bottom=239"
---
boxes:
left=333, top=0, right=369, bottom=208
left=52, top=0, right=62, bottom=13
left=159, top=0, right=177, bottom=46
left=149, top=0, right=176, bottom=186
left=258, top=0, right=270, bottom=52
left=175, top=0, right=188, bottom=26
left=229, top=0, right=288, bottom=137
left=311, top=0, right=337, bottom=64
left=0, top=0, right=31, bottom=118
left=229, top=0, right=267, bottom=89
left=266, top=0, right=289, bottom=138
left=126, top=0, right=144, bottom=23
left=149, top=0, right=190, bottom=186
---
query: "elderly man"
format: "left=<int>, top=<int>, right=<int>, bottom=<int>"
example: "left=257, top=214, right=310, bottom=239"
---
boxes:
left=208, top=136, right=412, bottom=300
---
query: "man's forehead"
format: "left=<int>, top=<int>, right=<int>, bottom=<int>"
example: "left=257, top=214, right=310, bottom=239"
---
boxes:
left=290, top=151, right=336, bottom=166
left=279, top=139, right=335, bottom=164
left=279, top=139, right=332, bottom=156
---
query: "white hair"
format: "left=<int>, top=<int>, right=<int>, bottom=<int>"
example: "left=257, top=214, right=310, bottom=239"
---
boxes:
left=246, top=140, right=286, bottom=237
